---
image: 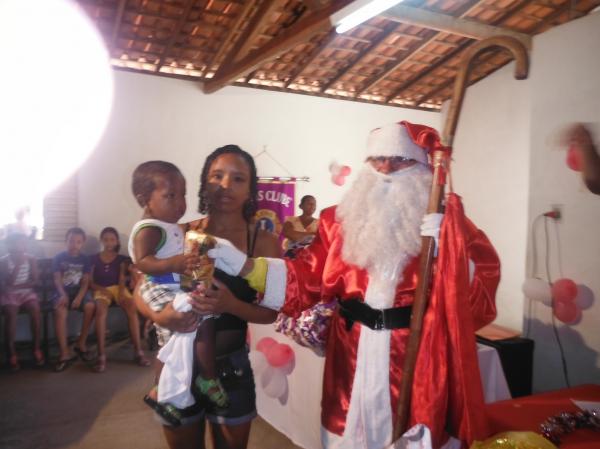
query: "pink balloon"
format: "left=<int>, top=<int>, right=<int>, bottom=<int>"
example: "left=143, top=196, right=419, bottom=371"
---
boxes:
left=340, top=165, right=351, bottom=176
left=332, top=174, right=345, bottom=186
left=256, top=337, right=277, bottom=354
left=553, top=299, right=579, bottom=324
left=265, top=343, right=294, bottom=367
left=566, top=145, right=582, bottom=172
left=551, top=278, right=578, bottom=302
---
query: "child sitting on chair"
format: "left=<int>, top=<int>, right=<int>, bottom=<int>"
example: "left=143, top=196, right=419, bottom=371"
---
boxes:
left=128, top=160, right=227, bottom=427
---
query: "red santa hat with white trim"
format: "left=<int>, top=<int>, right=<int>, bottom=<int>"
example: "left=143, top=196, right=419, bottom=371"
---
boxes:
left=366, top=121, right=443, bottom=164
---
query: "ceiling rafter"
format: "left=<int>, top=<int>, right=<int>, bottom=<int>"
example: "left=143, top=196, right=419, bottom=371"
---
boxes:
left=383, top=0, right=533, bottom=102
left=382, top=4, right=531, bottom=47
left=155, top=0, right=199, bottom=71
left=110, top=0, right=128, bottom=51
left=320, top=22, right=404, bottom=92
left=202, top=0, right=260, bottom=75
left=234, top=0, right=285, bottom=63
left=415, top=0, right=575, bottom=107
left=212, top=0, right=282, bottom=78
left=356, top=0, right=493, bottom=97
left=203, top=0, right=354, bottom=94
left=284, top=31, right=337, bottom=88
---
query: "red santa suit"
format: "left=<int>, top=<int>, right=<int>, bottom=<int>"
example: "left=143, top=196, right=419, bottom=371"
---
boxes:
left=279, top=196, right=499, bottom=449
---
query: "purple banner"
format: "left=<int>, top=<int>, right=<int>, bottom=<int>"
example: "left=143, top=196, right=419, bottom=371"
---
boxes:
left=255, top=182, right=295, bottom=239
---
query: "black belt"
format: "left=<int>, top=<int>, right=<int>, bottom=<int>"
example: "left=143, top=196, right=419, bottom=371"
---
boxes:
left=339, top=298, right=412, bottom=331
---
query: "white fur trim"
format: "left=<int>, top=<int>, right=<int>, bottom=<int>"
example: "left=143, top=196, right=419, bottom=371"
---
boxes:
left=367, top=123, right=428, bottom=164
left=326, top=280, right=394, bottom=449
left=260, top=258, right=287, bottom=311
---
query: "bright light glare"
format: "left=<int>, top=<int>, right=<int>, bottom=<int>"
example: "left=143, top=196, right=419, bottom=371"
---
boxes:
left=0, top=0, right=113, bottom=221
left=334, top=0, right=404, bottom=34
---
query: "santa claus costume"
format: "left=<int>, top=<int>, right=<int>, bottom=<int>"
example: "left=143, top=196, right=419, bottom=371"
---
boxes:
left=211, top=121, right=501, bottom=449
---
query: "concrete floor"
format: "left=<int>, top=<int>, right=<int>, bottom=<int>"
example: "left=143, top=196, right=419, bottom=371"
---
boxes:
left=0, top=340, right=302, bottom=449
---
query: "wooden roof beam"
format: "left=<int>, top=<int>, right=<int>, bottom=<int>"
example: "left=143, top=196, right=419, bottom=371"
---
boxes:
left=234, top=0, right=284, bottom=63
left=155, top=0, right=197, bottom=71
left=209, top=0, right=282, bottom=82
left=356, top=0, right=487, bottom=96
left=415, top=0, right=575, bottom=107
left=110, top=0, right=128, bottom=51
left=382, top=5, right=532, bottom=49
left=284, top=31, right=337, bottom=88
left=203, top=0, right=258, bottom=75
left=203, top=0, right=354, bottom=94
left=321, top=21, right=401, bottom=92
left=381, top=0, right=532, bottom=101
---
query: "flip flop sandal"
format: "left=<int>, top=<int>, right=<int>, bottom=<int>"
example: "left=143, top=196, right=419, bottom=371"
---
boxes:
left=9, top=355, right=20, bottom=372
left=134, top=353, right=151, bottom=367
left=54, top=359, right=71, bottom=372
left=195, top=377, right=229, bottom=409
left=143, top=394, right=183, bottom=427
left=33, top=349, right=45, bottom=367
left=73, top=346, right=94, bottom=362
left=93, top=355, right=106, bottom=373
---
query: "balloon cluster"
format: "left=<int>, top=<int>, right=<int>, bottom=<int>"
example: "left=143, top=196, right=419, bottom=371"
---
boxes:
left=540, top=409, right=600, bottom=445
left=329, top=162, right=351, bottom=186
left=522, top=278, right=594, bottom=324
left=249, top=337, right=295, bottom=399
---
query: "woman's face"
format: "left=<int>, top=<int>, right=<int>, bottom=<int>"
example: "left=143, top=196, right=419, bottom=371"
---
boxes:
left=205, top=153, right=251, bottom=214
left=101, top=232, right=119, bottom=252
left=300, top=197, right=316, bottom=216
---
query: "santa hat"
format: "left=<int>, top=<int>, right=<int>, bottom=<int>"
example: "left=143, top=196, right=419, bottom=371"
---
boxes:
left=366, top=121, right=443, bottom=164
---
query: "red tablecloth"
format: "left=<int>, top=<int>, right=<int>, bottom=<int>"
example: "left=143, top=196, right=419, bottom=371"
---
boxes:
left=485, top=384, right=600, bottom=448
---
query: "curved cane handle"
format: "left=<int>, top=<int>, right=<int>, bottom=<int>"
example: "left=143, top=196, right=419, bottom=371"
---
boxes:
left=442, top=36, right=529, bottom=147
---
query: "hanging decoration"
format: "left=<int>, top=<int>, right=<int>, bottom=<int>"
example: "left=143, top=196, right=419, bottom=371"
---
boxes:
left=329, top=161, right=352, bottom=186
left=253, top=147, right=309, bottom=240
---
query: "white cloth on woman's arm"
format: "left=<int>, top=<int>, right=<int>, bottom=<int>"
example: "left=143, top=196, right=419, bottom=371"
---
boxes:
left=157, top=291, right=196, bottom=409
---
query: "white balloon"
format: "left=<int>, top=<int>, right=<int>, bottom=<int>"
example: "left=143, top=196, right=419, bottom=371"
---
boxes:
left=575, top=284, right=595, bottom=310
left=262, top=368, right=288, bottom=398
left=522, top=278, right=552, bottom=306
left=249, top=350, right=267, bottom=374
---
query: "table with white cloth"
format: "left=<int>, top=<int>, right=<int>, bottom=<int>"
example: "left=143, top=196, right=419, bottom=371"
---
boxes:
left=248, top=323, right=511, bottom=449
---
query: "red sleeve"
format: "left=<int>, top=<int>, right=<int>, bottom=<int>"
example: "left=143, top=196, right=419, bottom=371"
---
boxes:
left=464, top=216, right=500, bottom=330
left=280, top=207, right=336, bottom=318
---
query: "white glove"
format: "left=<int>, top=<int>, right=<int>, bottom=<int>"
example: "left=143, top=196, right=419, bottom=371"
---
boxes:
left=207, top=237, right=247, bottom=276
left=420, top=213, right=444, bottom=254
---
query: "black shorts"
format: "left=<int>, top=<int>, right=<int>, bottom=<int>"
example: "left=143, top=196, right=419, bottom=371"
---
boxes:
left=157, top=346, right=257, bottom=427
left=206, top=345, right=257, bottom=425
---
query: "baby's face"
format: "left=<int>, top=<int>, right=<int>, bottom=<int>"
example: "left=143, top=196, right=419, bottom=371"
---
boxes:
left=146, top=173, right=187, bottom=223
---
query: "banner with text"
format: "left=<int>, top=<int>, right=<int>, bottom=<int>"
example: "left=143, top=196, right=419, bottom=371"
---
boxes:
left=255, top=182, right=295, bottom=240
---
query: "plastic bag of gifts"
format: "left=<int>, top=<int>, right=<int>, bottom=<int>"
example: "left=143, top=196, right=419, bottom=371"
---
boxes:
left=274, top=300, right=337, bottom=356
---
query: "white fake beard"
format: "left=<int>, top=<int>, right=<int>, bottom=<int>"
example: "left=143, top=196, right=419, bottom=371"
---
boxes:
left=336, top=163, right=432, bottom=287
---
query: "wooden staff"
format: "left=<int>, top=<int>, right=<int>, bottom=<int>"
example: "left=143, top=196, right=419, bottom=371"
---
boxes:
left=393, top=36, right=529, bottom=442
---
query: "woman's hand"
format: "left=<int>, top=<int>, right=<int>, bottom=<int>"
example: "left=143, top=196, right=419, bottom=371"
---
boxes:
left=154, top=302, right=200, bottom=333
left=189, top=278, right=237, bottom=316
left=133, top=281, right=199, bottom=333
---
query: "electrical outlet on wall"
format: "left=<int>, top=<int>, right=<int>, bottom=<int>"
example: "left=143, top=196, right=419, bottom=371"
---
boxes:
left=551, top=204, right=563, bottom=221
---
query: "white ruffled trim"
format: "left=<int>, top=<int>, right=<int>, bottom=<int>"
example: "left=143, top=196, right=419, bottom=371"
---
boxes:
left=260, top=258, right=287, bottom=311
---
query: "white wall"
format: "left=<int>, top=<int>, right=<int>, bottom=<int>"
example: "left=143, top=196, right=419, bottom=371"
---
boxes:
left=77, top=73, right=439, bottom=248
left=440, top=11, right=600, bottom=391
left=526, top=12, right=600, bottom=391
left=442, top=62, right=531, bottom=331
